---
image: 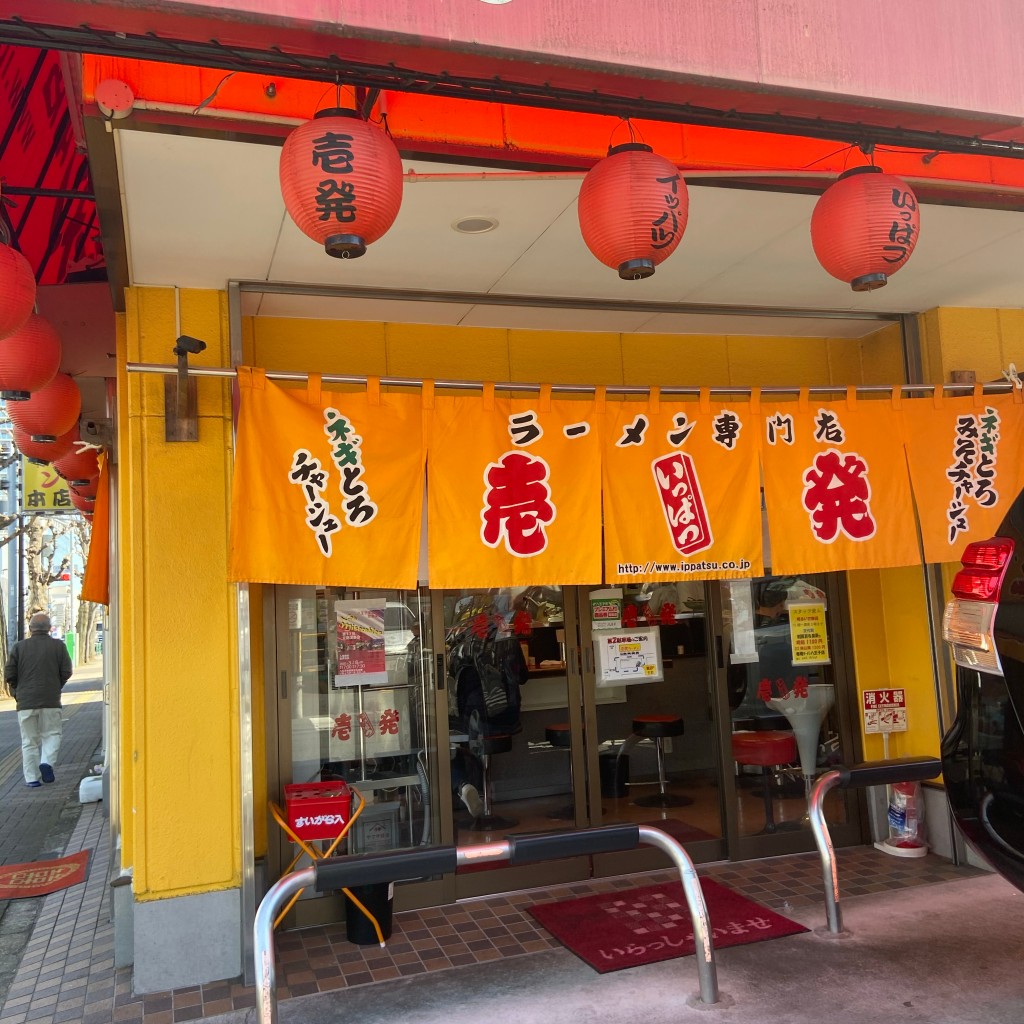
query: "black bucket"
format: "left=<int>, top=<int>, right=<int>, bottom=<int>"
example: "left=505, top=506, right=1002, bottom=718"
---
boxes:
left=599, top=750, right=630, bottom=798
left=344, top=882, right=394, bottom=945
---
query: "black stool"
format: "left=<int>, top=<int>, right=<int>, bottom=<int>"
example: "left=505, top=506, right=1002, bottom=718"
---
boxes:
left=471, top=734, right=518, bottom=832
left=545, top=723, right=575, bottom=820
left=631, top=715, right=691, bottom=808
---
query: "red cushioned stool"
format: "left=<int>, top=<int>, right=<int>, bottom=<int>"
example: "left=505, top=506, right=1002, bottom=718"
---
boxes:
left=731, top=730, right=798, bottom=834
left=631, top=715, right=691, bottom=808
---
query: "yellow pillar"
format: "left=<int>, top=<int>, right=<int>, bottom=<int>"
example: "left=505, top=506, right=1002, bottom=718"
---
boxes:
left=119, top=286, right=243, bottom=991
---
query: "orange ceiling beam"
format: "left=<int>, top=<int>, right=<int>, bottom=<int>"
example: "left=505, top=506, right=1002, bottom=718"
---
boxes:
left=82, top=56, right=1024, bottom=198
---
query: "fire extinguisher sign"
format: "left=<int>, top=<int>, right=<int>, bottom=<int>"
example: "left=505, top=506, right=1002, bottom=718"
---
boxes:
left=862, top=688, right=907, bottom=734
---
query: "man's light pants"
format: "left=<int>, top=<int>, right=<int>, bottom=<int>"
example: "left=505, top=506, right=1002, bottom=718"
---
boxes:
left=19, top=708, right=63, bottom=784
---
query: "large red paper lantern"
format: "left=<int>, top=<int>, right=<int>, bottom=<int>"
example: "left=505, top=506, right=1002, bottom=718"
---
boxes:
left=54, top=444, right=100, bottom=485
left=13, top=425, right=77, bottom=465
left=0, top=313, right=62, bottom=400
left=6, top=372, right=81, bottom=440
left=578, top=143, right=688, bottom=280
left=69, top=490, right=95, bottom=515
left=280, top=108, right=403, bottom=259
left=0, top=242, right=36, bottom=340
left=71, top=478, right=99, bottom=501
left=810, top=166, right=920, bottom=291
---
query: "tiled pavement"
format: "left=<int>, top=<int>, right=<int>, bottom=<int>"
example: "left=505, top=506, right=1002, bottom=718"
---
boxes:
left=0, top=667, right=105, bottom=1011
left=0, top=786, right=985, bottom=1024
left=0, top=660, right=989, bottom=1023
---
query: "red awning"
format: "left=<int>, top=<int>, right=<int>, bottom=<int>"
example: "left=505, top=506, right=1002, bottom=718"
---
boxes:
left=0, top=45, right=104, bottom=285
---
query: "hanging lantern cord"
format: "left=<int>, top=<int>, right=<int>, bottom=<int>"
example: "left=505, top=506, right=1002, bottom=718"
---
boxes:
left=858, top=140, right=877, bottom=166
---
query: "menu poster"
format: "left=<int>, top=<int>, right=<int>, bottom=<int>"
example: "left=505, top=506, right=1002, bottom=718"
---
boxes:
left=334, top=600, right=388, bottom=686
left=595, top=626, right=664, bottom=687
left=788, top=602, right=831, bottom=666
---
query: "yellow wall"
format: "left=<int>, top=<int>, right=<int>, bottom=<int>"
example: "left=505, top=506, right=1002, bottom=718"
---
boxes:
left=846, top=566, right=941, bottom=760
left=246, top=317, right=902, bottom=388
left=920, top=307, right=1024, bottom=384
left=121, top=287, right=239, bottom=899
left=124, top=291, right=943, bottom=894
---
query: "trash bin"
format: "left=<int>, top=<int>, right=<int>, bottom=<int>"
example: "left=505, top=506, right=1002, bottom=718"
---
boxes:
left=344, top=882, right=394, bottom=945
left=599, top=750, right=629, bottom=798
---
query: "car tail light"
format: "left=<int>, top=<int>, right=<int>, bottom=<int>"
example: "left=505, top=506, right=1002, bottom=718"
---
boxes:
left=942, top=537, right=1014, bottom=675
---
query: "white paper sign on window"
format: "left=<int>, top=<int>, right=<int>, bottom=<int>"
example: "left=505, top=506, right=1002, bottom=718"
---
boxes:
left=595, top=626, right=663, bottom=687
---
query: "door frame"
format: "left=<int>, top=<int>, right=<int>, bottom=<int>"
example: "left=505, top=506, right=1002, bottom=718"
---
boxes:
left=707, top=573, right=866, bottom=861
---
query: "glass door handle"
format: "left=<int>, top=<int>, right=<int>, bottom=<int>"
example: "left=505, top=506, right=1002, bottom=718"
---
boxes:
left=280, top=670, right=288, bottom=700
left=584, top=644, right=594, bottom=674
left=435, top=652, right=445, bottom=690
left=715, top=635, right=724, bottom=669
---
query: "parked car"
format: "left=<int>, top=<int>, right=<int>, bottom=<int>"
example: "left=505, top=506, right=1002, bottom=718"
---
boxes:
left=941, top=485, right=1024, bottom=892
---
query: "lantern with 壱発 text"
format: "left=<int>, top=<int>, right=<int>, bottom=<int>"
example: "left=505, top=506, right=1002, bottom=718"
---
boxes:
left=280, top=108, right=403, bottom=259
left=810, top=166, right=920, bottom=291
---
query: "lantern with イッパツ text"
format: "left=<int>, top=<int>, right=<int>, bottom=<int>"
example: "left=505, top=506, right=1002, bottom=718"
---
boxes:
left=578, top=143, right=688, bottom=280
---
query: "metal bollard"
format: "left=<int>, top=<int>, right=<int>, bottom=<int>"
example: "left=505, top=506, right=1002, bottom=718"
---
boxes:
left=808, top=758, right=942, bottom=934
left=253, top=824, right=719, bottom=1024
left=808, top=769, right=844, bottom=933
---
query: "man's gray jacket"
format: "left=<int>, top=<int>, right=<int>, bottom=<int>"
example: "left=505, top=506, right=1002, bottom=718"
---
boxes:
left=5, top=634, right=73, bottom=710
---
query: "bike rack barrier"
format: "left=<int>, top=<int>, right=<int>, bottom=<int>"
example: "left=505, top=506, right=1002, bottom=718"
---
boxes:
left=254, top=823, right=719, bottom=1023
left=808, top=756, right=942, bottom=934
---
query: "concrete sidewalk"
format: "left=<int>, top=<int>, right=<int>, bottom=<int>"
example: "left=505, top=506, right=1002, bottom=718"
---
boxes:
left=2, top=658, right=1021, bottom=1024
left=0, top=658, right=105, bottom=1011
left=228, top=871, right=1024, bottom=1024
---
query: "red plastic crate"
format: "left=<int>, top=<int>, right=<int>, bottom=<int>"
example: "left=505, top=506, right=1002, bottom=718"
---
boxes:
left=284, top=782, right=352, bottom=841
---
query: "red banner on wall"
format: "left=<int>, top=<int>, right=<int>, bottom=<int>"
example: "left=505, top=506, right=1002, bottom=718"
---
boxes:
left=761, top=390, right=920, bottom=574
left=602, top=391, right=763, bottom=582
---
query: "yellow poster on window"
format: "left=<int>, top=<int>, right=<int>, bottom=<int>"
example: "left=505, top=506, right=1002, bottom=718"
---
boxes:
left=760, top=390, right=920, bottom=573
left=602, top=391, right=763, bottom=582
left=788, top=602, right=830, bottom=665
left=902, top=389, right=1024, bottom=564
left=229, top=369, right=424, bottom=588
left=427, top=386, right=602, bottom=589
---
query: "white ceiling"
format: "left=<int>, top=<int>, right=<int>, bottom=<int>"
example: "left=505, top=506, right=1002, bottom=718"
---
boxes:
left=117, top=130, right=1024, bottom=338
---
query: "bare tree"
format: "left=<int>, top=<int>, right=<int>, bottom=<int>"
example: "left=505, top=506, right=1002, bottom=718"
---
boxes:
left=70, top=516, right=99, bottom=664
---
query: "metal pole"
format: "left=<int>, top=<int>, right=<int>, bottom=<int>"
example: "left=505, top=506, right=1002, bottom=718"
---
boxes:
left=808, top=769, right=844, bottom=934
left=638, top=824, right=719, bottom=1004
left=254, top=867, right=313, bottom=1024
left=124, top=360, right=1021, bottom=397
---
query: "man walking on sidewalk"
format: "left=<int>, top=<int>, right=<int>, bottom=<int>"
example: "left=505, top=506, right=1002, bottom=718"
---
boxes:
left=5, top=613, right=73, bottom=788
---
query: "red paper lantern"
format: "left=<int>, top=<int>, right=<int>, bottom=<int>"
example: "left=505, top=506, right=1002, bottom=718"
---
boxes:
left=280, top=108, right=403, bottom=259
left=6, top=372, right=81, bottom=440
left=54, top=445, right=100, bottom=485
left=0, top=313, right=62, bottom=400
left=13, top=425, right=77, bottom=465
left=71, top=478, right=99, bottom=501
left=69, top=490, right=95, bottom=515
left=0, top=242, right=36, bottom=340
left=578, top=143, right=688, bottom=280
left=810, top=166, right=920, bottom=291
